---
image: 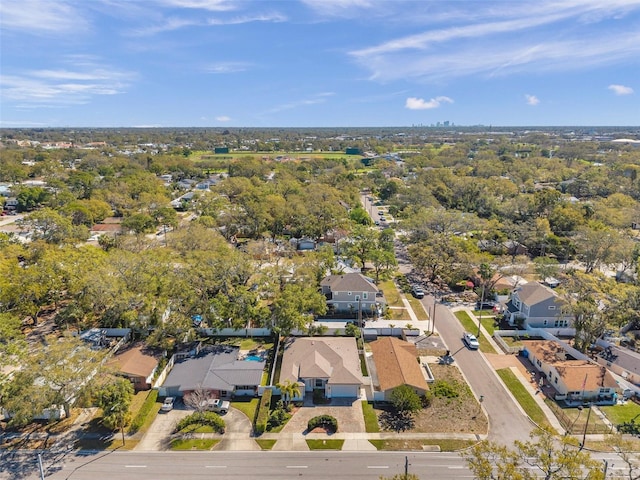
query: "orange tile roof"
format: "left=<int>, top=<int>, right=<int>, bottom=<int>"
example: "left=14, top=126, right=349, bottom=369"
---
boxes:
left=370, top=337, right=428, bottom=393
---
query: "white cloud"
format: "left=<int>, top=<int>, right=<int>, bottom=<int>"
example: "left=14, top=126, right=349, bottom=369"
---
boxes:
left=205, top=62, right=252, bottom=74
left=405, top=96, right=453, bottom=110
left=608, top=84, right=634, bottom=95
left=216, top=115, right=231, bottom=122
left=525, top=94, right=540, bottom=106
left=267, top=92, right=335, bottom=114
left=130, top=12, right=286, bottom=36
left=349, top=2, right=640, bottom=82
left=156, top=0, right=237, bottom=11
left=0, top=58, right=136, bottom=107
left=301, top=0, right=374, bottom=17
left=0, top=0, right=87, bottom=35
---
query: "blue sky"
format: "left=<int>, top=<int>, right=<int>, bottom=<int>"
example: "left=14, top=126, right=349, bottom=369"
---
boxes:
left=1, top=0, right=639, bottom=127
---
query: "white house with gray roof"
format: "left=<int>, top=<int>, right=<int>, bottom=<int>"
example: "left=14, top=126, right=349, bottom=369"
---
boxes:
left=505, top=282, right=572, bottom=330
left=159, top=346, right=264, bottom=399
left=279, top=337, right=363, bottom=399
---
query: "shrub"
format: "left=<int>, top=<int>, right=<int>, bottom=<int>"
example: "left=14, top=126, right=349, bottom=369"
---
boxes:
left=255, top=388, right=272, bottom=435
left=128, top=389, right=158, bottom=434
left=174, top=411, right=225, bottom=434
left=431, top=380, right=459, bottom=399
left=267, top=403, right=290, bottom=430
left=307, top=415, right=338, bottom=433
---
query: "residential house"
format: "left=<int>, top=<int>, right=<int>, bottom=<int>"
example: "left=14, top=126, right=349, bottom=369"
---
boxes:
left=159, top=345, right=264, bottom=399
left=505, top=282, right=571, bottom=329
left=320, top=272, right=381, bottom=318
left=4, top=197, right=18, bottom=211
left=369, top=337, right=428, bottom=401
left=279, top=337, right=363, bottom=399
left=594, top=344, right=640, bottom=387
left=108, top=343, right=163, bottom=391
left=524, top=340, right=618, bottom=405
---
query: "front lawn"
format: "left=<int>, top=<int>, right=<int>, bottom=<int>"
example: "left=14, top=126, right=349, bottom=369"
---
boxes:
left=306, top=439, right=344, bottom=450
left=496, top=368, right=553, bottom=430
left=170, top=438, right=220, bottom=450
left=362, top=401, right=380, bottom=432
left=599, top=401, right=640, bottom=427
left=231, top=397, right=259, bottom=422
left=369, top=439, right=475, bottom=451
left=256, top=439, right=277, bottom=450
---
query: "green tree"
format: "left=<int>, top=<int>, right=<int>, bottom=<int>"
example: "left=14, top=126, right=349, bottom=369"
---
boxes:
left=463, top=428, right=605, bottom=480
left=390, top=385, right=422, bottom=415
left=95, top=377, right=134, bottom=431
left=271, top=283, right=327, bottom=337
left=276, top=380, right=301, bottom=407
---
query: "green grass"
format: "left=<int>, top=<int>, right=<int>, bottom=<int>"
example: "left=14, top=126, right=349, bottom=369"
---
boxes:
left=496, top=368, right=553, bottom=430
left=306, top=439, right=344, bottom=450
left=178, top=424, right=218, bottom=433
left=231, top=397, right=259, bottom=422
left=600, top=401, right=640, bottom=426
left=406, top=296, right=429, bottom=321
left=359, top=352, right=368, bottom=376
left=362, top=401, right=380, bottom=433
left=378, top=279, right=404, bottom=308
left=454, top=311, right=496, bottom=353
left=169, top=438, right=220, bottom=450
left=480, top=317, right=496, bottom=335
left=368, top=439, right=475, bottom=451
left=256, top=439, right=277, bottom=450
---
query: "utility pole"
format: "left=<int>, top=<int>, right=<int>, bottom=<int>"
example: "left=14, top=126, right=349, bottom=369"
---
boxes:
left=581, top=403, right=593, bottom=450
left=404, top=455, right=410, bottom=478
left=37, top=453, right=45, bottom=480
left=477, top=283, right=485, bottom=337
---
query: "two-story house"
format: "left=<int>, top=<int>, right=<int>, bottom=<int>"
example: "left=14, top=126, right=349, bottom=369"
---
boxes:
left=505, top=282, right=572, bottom=329
left=320, top=272, right=381, bottom=319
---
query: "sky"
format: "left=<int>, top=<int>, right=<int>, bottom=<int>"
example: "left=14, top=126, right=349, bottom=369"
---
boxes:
left=1, top=0, right=639, bottom=128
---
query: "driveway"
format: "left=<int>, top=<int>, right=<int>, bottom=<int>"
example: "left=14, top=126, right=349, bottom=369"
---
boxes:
left=214, top=408, right=260, bottom=451
left=135, top=401, right=191, bottom=451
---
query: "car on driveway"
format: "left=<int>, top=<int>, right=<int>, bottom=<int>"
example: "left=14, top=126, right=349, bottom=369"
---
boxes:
left=161, top=397, right=175, bottom=412
left=463, top=332, right=480, bottom=350
left=411, top=285, right=425, bottom=299
left=201, top=398, right=230, bottom=414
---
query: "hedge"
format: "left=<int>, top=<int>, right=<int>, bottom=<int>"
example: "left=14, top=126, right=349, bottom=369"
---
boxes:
left=255, top=388, right=272, bottom=434
left=174, top=412, right=225, bottom=434
left=307, top=415, right=338, bottom=433
left=128, top=389, right=158, bottom=434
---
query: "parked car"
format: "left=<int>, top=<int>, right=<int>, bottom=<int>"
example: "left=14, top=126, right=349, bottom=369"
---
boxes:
left=463, top=332, right=480, bottom=350
left=161, top=397, right=175, bottom=412
left=201, top=398, right=230, bottom=414
left=411, top=285, right=425, bottom=299
left=475, top=300, right=496, bottom=310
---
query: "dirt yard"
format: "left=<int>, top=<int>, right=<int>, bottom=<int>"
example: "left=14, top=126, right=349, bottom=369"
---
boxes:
left=375, top=362, right=488, bottom=435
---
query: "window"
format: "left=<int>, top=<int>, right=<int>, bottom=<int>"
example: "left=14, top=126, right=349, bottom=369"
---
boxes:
left=315, top=379, right=324, bottom=388
left=348, top=291, right=352, bottom=296
left=363, top=292, right=368, bottom=299
left=220, top=390, right=228, bottom=396
left=548, top=306, right=556, bottom=310
left=355, top=295, right=360, bottom=301
left=543, top=319, right=548, bottom=326
left=554, top=377, right=558, bottom=384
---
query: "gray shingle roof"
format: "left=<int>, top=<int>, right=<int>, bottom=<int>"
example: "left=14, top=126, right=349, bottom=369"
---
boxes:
left=162, top=346, right=264, bottom=392
left=320, top=273, right=379, bottom=293
left=514, top=282, right=559, bottom=305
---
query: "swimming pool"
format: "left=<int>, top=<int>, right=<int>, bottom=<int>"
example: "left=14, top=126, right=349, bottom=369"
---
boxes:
left=244, top=355, right=263, bottom=362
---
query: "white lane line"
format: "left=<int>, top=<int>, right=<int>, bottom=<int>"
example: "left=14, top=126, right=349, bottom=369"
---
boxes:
left=286, top=466, right=308, bottom=469
left=367, top=466, right=389, bottom=469
left=125, top=465, right=147, bottom=468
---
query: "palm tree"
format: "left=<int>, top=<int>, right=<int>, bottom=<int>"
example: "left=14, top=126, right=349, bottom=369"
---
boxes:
left=277, top=380, right=301, bottom=407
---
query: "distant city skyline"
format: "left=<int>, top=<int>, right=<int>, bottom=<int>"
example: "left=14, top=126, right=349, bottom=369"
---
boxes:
left=1, top=0, right=639, bottom=128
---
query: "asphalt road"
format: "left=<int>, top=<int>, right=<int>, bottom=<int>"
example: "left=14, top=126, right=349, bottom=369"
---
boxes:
left=14, top=451, right=475, bottom=480
left=428, top=297, right=535, bottom=445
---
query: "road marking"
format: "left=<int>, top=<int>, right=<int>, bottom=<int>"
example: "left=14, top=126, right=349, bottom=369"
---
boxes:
left=448, top=466, right=465, bottom=469
left=367, top=466, right=389, bottom=469
left=125, top=465, right=147, bottom=468
left=286, top=465, right=308, bottom=469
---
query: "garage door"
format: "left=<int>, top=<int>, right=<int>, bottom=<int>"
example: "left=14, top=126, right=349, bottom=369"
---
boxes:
left=328, top=384, right=358, bottom=398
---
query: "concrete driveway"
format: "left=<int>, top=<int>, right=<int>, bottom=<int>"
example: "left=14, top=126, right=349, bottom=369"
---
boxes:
left=214, top=408, right=260, bottom=451
left=135, top=401, right=191, bottom=451
left=272, top=397, right=368, bottom=451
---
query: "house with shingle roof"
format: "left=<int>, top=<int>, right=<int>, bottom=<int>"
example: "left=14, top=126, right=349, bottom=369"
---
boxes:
left=523, top=340, right=618, bottom=405
left=505, top=282, right=572, bottom=329
left=369, top=337, right=428, bottom=401
left=279, top=337, right=363, bottom=399
left=108, top=343, right=163, bottom=391
left=320, top=272, right=381, bottom=318
left=160, top=345, right=264, bottom=399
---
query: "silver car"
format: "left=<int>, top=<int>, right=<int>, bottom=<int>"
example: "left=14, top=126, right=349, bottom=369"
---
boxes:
left=463, top=332, right=480, bottom=350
